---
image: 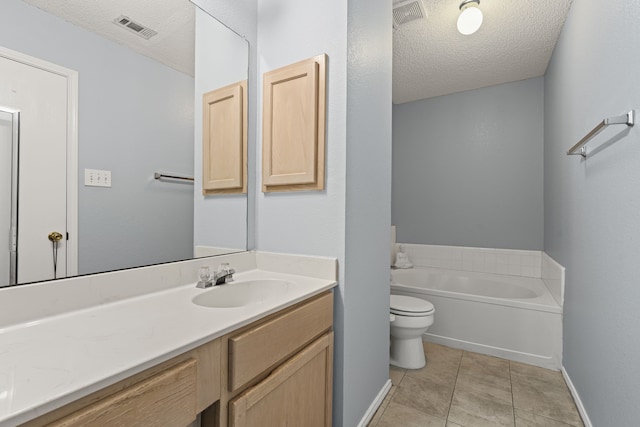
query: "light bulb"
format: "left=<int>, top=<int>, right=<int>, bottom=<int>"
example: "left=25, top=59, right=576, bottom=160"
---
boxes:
left=457, top=3, right=483, bottom=35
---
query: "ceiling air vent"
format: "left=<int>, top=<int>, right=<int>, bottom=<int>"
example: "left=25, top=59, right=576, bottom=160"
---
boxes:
left=113, top=15, right=158, bottom=40
left=393, top=0, right=427, bottom=28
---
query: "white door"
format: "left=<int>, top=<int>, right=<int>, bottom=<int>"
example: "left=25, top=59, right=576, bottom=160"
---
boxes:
left=0, top=55, right=68, bottom=284
left=0, top=108, right=17, bottom=285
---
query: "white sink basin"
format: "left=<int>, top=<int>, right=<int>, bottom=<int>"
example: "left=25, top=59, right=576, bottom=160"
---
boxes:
left=192, top=279, right=293, bottom=308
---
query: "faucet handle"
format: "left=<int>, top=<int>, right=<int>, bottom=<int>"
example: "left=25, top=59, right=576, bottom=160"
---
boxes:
left=225, top=269, right=235, bottom=283
left=196, top=266, right=213, bottom=288
left=217, top=263, right=230, bottom=274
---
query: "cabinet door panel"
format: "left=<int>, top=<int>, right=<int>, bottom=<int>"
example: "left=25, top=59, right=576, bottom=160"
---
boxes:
left=202, top=80, right=247, bottom=194
left=228, top=291, right=333, bottom=391
left=262, top=54, right=326, bottom=192
left=50, top=359, right=197, bottom=427
left=229, top=332, right=333, bottom=427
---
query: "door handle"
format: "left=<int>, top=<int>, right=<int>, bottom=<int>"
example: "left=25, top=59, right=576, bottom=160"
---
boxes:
left=48, top=232, right=63, bottom=242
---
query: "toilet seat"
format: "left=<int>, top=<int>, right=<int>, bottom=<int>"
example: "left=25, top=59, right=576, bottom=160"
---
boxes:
left=390, top=295, right=434, bottom=317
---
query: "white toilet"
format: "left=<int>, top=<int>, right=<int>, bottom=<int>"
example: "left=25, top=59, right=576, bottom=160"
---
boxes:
left=390, top=294, right=435, bottom=369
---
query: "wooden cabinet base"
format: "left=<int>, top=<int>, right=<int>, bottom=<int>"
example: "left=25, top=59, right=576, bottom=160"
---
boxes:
left=229, top=332, right=333, bottom=427
left=50, top=359, right=197, bottom=427
left=20, top=292, right=333, bottom=427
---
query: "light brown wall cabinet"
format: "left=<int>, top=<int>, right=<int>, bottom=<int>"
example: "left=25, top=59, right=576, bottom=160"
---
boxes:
left=262, top=54, right=327, bottom=192
left=202, top=80, right=248, bottom=195
left=22, top=292, right=333, bottom=427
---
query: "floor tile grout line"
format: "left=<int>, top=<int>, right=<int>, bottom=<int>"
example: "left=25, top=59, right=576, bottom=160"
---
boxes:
left=445, top=349, right=464, bottom=424
left=509, top=360, right=516, bottom=427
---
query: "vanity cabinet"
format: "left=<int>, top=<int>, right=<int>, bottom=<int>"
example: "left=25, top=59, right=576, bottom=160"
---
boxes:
left=49, top=359, right=197, bottom=427
left=229, top=333, right=333, bottom=427
left=21, top=291, right=333, bottom=427
left=211, top=291, right=334, bottom=427
left=21, top=338, right=221, bottom=427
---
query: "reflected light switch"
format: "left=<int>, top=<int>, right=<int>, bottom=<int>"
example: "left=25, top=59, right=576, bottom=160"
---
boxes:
left=84, top=169, right=112, bottom=187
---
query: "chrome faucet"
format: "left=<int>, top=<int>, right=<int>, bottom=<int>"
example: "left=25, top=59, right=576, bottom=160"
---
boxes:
left=213, top=263, right=235, bottom=286
left=196, top=266, right=213, bottom=288
left=196, top=263, right=235, bottom=288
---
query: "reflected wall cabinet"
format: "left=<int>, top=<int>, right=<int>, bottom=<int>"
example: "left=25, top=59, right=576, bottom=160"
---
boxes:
left=262, top=54, right=327, bottom=192
left=202, top=80, right=248, bottom=195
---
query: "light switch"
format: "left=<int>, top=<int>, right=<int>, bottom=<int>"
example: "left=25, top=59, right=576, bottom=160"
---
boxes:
left=84, top=169, right=112, bottom=187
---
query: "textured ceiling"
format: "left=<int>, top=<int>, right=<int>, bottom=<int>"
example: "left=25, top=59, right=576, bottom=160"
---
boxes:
left=20, top=0, right=572, bottom=100
left=393, top=0, right=573, bottom=104
left=20, top=0, right=195, bottom=76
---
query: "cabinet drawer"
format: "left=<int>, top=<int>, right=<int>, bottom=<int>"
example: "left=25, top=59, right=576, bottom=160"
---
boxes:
left=229, top=332, right=333, bottom=427
left=228, top=291, right=333, bottom=391
left=50, top=359, right=197, bottom=427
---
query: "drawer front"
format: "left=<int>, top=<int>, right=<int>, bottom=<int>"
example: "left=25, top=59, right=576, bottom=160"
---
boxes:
left=229, top=332, right=333, bottom=427
left=50, top=359, right=197, bottom=427
left=228, top=291, right=333, bottom=391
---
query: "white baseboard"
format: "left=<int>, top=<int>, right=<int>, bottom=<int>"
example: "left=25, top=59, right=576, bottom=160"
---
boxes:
left=424, top=334, right=561, bottom=370
left=357, top=379, right=392, bottom=427
left=561, top=367, right=592, bottom=427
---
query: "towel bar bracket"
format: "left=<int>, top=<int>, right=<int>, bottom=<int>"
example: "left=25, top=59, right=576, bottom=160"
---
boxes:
left=567, top=110, right=635, bottom=158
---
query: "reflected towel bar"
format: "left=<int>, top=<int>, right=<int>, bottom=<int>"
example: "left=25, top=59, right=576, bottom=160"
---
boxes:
left=567, top=110, right=635, bottom=158
left=154, top=172, right=194, bottom=183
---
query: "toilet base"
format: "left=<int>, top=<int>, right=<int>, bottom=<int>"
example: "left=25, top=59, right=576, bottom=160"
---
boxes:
left=390, top=336, right=426, bottom=369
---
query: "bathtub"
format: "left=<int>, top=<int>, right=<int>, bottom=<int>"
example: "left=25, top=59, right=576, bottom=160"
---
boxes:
left=391, top=267, right=562, bottom=369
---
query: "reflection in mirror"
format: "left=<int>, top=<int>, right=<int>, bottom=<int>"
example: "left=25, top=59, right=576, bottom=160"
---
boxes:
left=0, top=0, right=249, bottom=288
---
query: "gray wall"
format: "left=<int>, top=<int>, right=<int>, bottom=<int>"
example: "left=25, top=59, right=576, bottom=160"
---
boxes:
left=193, top=0, right=258, bottom=250
left=344, top=0, right=392, bottom=425
left=255, top=0, right=349, bottom=424
left=256, top=0, right=391, bottom=425
left=544, top=0, right=640, bottom=424
left=193, top=9, right=249, bottom=251
left=393, top=77, right=544, bottom=250
left=1, top=0, right=195, bottom=275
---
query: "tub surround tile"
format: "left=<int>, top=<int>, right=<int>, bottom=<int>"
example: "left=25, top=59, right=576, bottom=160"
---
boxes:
left=514, top=409, right=582, bottom=427
left=448, top=387, right=515, bottom=427
left=393, top=376, right=454, bottom=419
left=376, top=401, right=446, bottom=427
left=542, top=253, right=565, bottom=306
left=399, top=244, right=542, bottom=278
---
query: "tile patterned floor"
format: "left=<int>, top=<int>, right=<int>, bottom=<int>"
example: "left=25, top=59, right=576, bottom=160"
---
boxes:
left=368, top=343, right=584, bottom=427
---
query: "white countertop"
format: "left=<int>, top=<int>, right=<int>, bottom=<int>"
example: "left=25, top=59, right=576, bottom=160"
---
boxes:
left=0, top=269, right=336, bottom=426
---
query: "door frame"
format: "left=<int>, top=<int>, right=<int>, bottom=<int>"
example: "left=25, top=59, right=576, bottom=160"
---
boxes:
left=0, top=46, right=78, bottom=278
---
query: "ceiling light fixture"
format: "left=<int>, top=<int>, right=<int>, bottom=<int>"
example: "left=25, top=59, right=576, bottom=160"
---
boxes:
left=457, top=0, right=483, bottom=35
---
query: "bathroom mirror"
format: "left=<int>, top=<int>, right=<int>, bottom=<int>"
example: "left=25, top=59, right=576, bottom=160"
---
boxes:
left=0, top=0, right=249, bottom=287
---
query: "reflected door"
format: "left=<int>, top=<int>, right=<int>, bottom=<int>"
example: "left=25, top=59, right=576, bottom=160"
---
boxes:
left=0, top=107, right=18, bottom=286
left=0, top=54, right=68, bottom=284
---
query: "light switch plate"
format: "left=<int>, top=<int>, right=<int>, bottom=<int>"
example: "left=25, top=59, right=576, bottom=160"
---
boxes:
left=84, top=169, right=112, bottom=187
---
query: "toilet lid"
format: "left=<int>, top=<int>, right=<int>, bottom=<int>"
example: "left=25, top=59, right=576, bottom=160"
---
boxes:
left=390, top=295, right=434, bottom=315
